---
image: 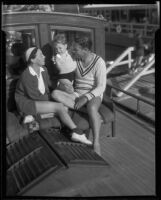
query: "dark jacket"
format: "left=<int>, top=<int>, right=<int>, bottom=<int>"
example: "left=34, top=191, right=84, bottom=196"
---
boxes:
left=15, top=66, right=51, bottom=116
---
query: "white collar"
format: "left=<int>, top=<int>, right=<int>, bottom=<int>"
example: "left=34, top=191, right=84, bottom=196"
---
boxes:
left=29, top=66, right=45, bottom=76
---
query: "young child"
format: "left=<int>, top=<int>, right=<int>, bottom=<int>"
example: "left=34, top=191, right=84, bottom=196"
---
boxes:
left=52, top=34, right=76, bottom=94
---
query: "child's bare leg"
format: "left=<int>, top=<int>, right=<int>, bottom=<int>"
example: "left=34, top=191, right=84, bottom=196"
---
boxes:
left=51, top=90, right=76, bottom=109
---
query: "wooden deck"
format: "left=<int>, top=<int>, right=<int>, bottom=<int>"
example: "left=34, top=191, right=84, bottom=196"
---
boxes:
left=55, top=107, right=155, bottom=197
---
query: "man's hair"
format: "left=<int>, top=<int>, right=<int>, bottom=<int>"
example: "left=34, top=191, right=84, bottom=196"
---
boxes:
left=74, top=34, right=92, bottom=50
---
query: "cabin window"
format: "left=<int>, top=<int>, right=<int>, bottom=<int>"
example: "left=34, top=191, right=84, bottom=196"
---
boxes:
left=4, top=28, right=37, bottom=78
left=50, top=26, right=94, bottom=54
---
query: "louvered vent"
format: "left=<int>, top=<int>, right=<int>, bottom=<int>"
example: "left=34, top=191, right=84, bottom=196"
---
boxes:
left=6, top=132, right=64, bottom=196
left=39, top=130, right=109, bottom=166
left=6, top=130, right=110, bottom=196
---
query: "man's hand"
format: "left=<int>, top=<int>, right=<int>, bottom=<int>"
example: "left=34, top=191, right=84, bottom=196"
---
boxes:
left=74, top=96, right=88, bottom=110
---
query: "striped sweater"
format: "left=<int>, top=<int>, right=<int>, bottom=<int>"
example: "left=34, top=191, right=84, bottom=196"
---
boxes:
left=74, top=54, right=107, bottom=101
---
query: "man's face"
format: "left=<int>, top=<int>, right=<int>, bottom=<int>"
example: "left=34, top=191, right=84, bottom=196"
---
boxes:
left=72, top=43, right=84, bottom=59
left=32, top=49, right=45, bottom=66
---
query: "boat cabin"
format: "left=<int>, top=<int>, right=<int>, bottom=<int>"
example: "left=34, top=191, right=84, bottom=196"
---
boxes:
left=2, top=10, right=155, bottom=197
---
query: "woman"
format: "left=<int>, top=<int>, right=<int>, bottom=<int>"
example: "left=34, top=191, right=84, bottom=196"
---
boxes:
left=52, top=34, right=107, bottom=155
left=15, top=46, right=92, bottom=145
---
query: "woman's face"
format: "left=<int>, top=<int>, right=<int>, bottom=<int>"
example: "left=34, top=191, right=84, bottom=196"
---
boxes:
left=55, top=43, right=67, bottom=55
left=32, top=49, right=45, bottom=66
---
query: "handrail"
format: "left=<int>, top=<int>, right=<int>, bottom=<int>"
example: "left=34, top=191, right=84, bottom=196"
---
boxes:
left=107, top=83, right=155, bottom=107
left=106, top=46, right=134, bottom=75
left=106, top=83, right=155, bottom=125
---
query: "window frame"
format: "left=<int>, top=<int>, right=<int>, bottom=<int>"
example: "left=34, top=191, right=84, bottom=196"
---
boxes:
left=50, top=25, right=95, bottom=51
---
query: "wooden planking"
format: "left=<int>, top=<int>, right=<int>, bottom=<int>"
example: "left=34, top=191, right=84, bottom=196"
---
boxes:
left=54, top=109, right=155, bottom=197
left=115, top=109, right=155, bottom=158
left=99, top=110, right=155, bottom=196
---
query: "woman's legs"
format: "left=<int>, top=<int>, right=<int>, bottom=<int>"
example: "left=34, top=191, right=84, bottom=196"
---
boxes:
left=35, top=100, right=92, bottom=145
left=51, top=89, right=76, bottom=109
left=87, top=97, right=102, bottom=155
left=35, top=101, right=77, bottom=129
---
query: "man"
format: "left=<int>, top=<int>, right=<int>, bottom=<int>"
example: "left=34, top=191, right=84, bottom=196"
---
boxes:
left=52, top=34, right=107, bottom=155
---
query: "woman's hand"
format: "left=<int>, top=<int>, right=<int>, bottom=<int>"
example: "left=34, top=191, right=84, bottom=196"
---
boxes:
left=74, top=96, right=88, bottom=110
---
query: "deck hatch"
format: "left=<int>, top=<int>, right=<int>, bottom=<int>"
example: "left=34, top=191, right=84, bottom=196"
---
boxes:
left=6, top=132, right=65, bottom=196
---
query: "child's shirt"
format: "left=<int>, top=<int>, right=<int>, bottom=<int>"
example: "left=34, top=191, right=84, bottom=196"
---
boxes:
left=55, top=51, right=76, bottom=93
left=56, top=51, right=76, bottom=75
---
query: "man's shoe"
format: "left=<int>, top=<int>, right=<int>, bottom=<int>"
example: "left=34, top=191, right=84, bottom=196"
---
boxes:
left=71, top=132, right=92, bottom=145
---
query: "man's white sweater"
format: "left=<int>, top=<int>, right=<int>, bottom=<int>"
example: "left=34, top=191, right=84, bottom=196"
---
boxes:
left=74, top=54, right=107, bottom=101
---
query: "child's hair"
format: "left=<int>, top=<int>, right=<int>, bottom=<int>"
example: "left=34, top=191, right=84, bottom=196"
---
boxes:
left=53, top=33, right=67, bottom=46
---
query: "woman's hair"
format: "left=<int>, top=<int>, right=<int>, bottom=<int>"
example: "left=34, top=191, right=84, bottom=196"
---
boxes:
left=27, top=47, right=38, bottom=65
left=74, top=34, right=92, bottom=50
left=53, top=33, right=67, bottom=46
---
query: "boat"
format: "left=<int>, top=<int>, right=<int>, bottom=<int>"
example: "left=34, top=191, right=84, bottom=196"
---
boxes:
left=2, top=5, right=156, bottom=197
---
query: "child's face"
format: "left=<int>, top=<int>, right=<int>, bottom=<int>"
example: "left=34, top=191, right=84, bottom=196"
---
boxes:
left=55, top=43, right=67, bottom=55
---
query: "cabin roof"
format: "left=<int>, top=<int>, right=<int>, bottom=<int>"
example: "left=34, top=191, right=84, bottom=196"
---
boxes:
left=2, top=11, right=107, bottom=22
left=83, top=4, right=157, bottom=10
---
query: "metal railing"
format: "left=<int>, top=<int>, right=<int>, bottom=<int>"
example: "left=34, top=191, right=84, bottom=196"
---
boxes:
left=105, top=22, right=159, bottom=38
left=106, top=83, right=155, bottom=125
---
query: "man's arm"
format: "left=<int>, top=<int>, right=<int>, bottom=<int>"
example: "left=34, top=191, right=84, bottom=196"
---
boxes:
left=85, top=58, right=107, bottom=101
